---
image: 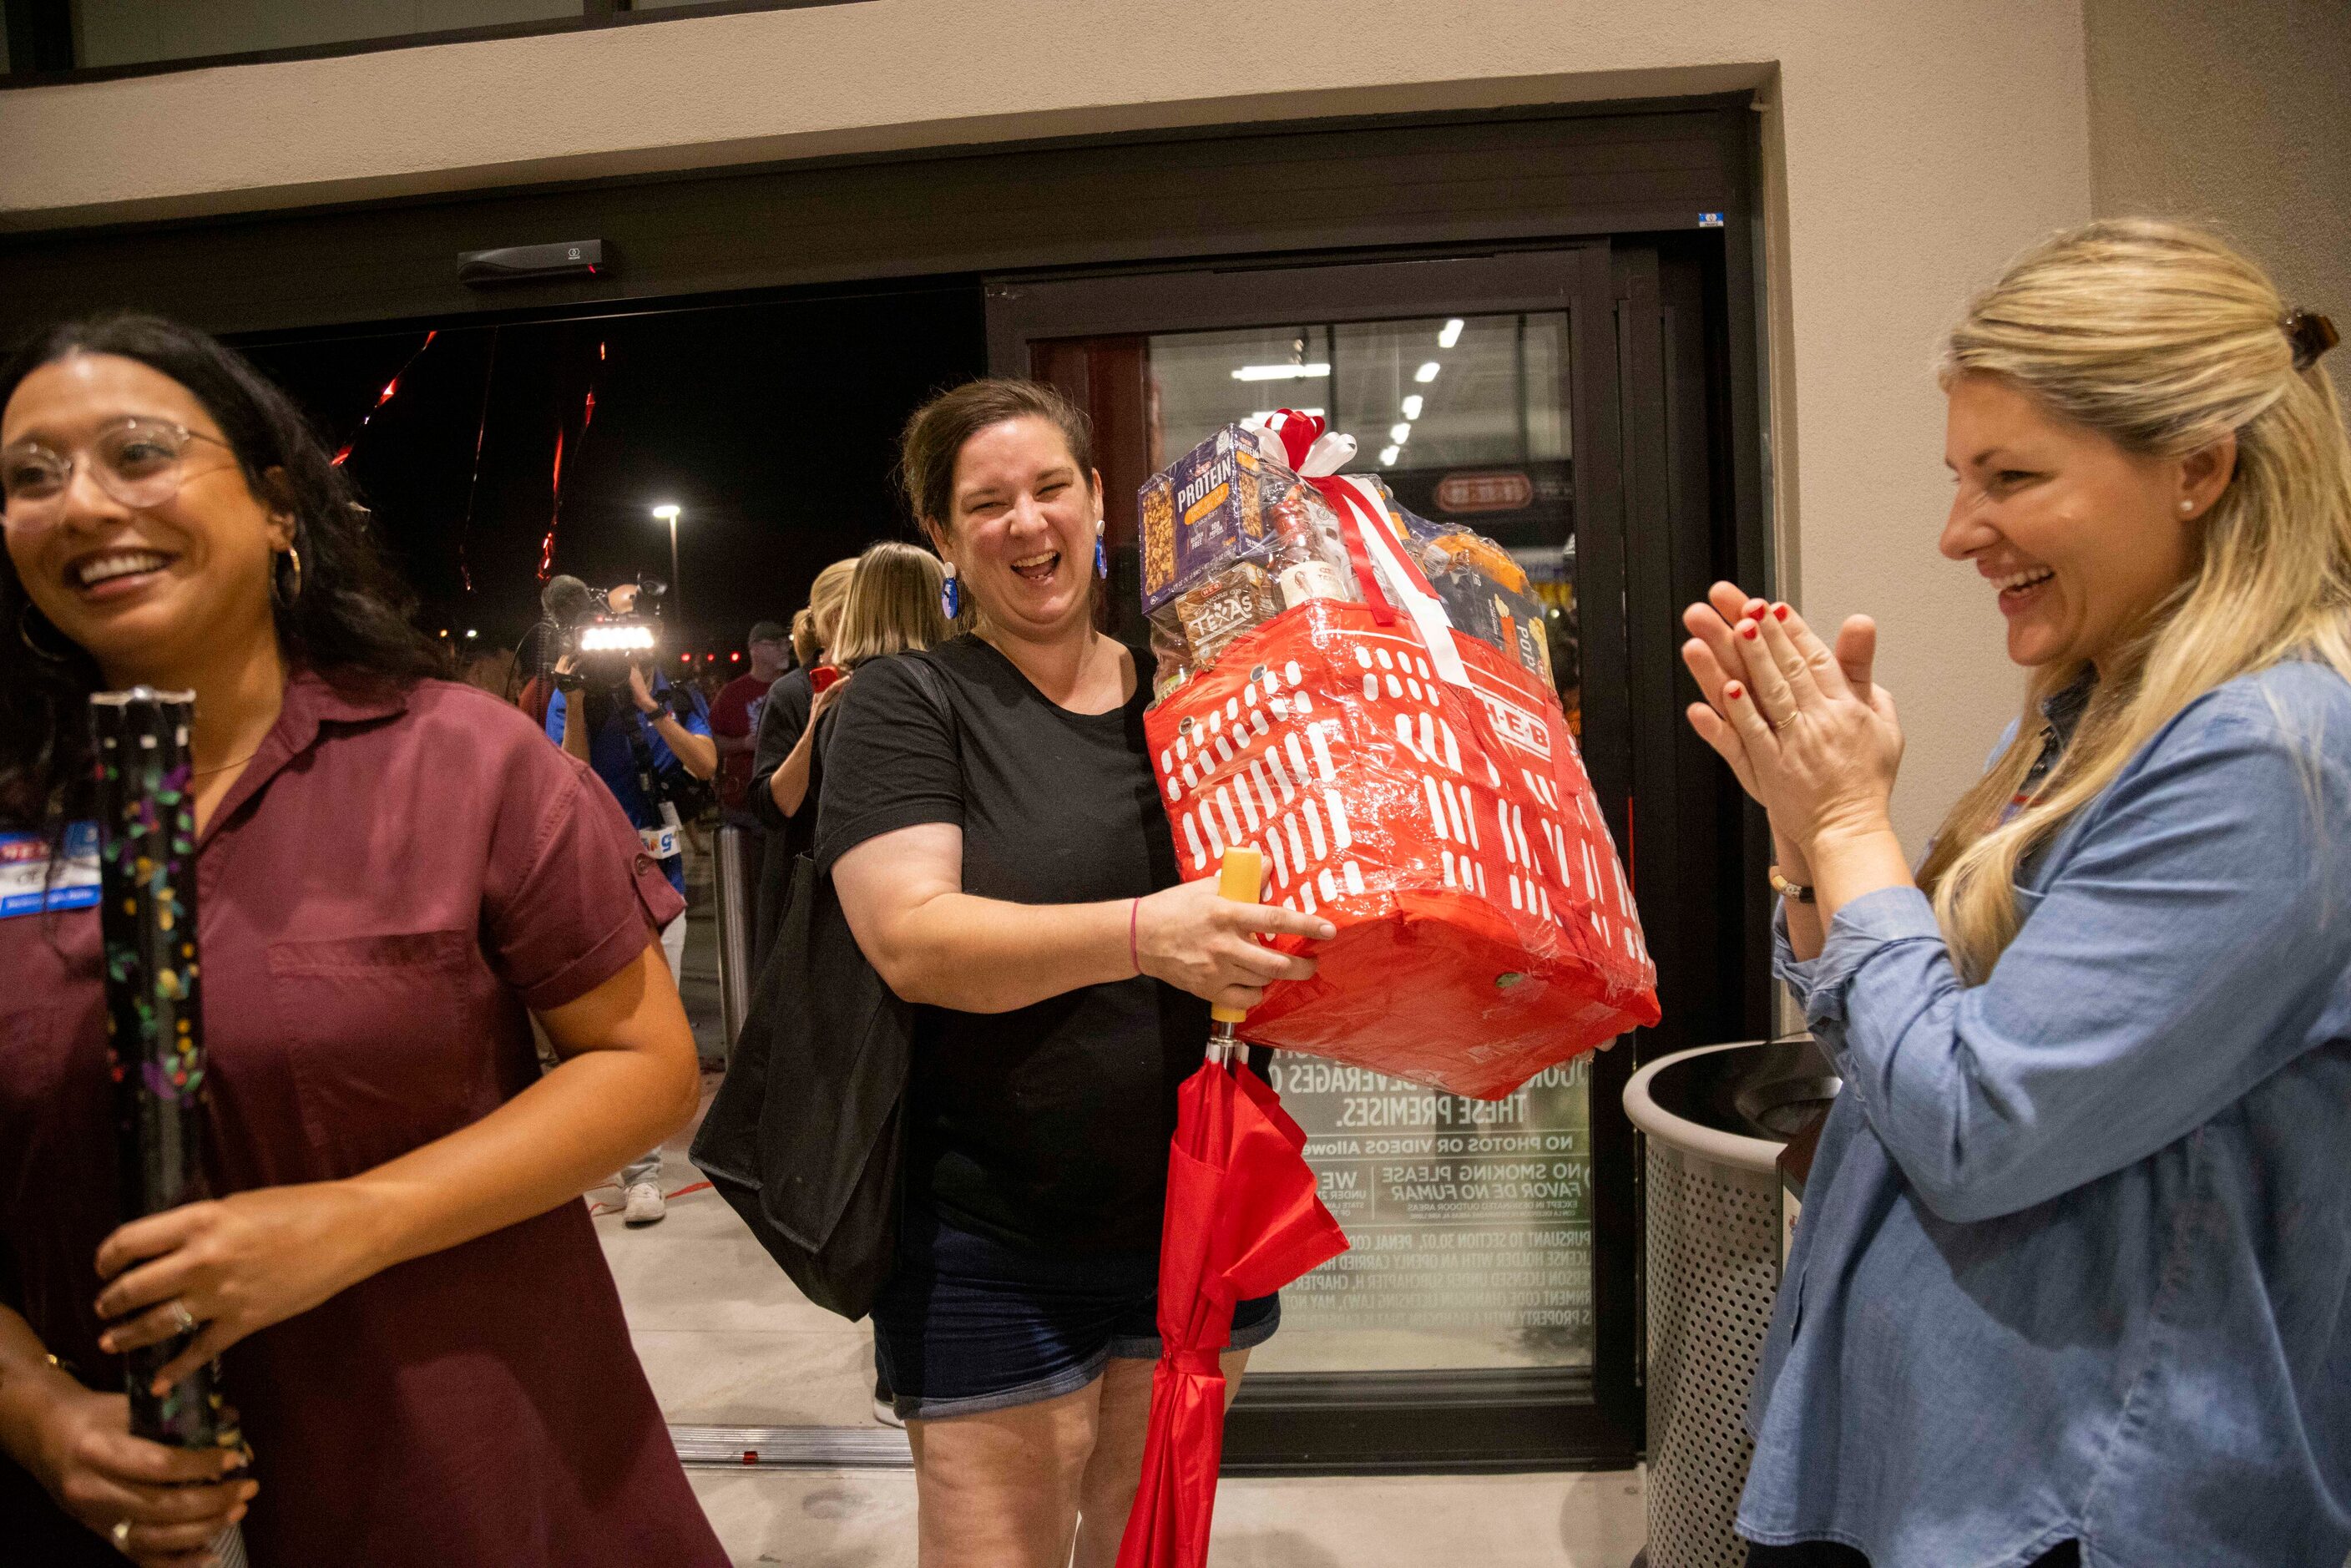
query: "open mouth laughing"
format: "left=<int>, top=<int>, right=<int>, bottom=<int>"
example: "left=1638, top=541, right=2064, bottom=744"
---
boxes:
left=1993, top=564, right=2054, bottom=613
left=1010, top=549, right=1062, bottom=584
left=66, top=546, right=177, bottom=599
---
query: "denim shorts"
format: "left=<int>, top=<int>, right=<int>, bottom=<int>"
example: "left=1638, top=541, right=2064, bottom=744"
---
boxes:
left=868, top=1206, right=1281, bottom=1422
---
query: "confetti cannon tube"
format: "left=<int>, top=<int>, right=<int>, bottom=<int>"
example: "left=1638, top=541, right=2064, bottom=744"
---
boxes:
left=90, top=688, right=245, bottom=1455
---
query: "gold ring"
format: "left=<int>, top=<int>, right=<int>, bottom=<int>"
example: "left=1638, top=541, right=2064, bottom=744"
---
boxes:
left=112, top=1519, right=132, bottom=1549
left=170, top=1300, right=197, bottom=1335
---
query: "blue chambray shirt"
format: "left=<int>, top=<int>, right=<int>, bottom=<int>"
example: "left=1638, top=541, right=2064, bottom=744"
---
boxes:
left=1740, top=662, right=2351, bottom=1568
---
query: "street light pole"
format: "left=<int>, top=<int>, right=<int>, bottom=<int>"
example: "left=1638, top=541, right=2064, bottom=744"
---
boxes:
left=652, top=503, right=682, bottom=631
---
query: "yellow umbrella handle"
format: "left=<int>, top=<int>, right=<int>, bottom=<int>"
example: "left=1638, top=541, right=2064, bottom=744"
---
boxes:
left=1210, top=847, right=1266, bottom=1027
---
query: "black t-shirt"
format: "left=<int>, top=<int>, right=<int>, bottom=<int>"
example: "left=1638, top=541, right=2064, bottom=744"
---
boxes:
left=747, top=669, right=816, bottom=967
left=816, top=634, right=1210, bottom=1252
left=749, top=669, right=816, bottom=836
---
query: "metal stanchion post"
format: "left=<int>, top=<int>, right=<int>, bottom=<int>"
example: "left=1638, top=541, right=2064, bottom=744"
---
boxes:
left=712, top=823, right=756, bottom=1063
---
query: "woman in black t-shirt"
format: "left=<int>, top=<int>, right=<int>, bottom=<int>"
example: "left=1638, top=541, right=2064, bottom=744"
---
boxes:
left=822, top=380, right=1332, bottom=1568
left=746, top=556, right=854, bottom=967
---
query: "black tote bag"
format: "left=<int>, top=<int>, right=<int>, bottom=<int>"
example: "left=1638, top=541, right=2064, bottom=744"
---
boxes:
left=689, top=656, right=948, bottom=1320
left=689, top=851, right=911, bottom=1319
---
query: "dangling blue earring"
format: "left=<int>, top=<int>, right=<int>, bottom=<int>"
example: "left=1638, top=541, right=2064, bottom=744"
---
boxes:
left=1095, top=525, right=1109, bottom=580
left=941, top=564, right=961, bottom=620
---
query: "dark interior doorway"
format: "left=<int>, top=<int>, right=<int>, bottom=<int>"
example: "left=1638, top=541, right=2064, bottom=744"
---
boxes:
left=237, top=282, right=987, bottom=663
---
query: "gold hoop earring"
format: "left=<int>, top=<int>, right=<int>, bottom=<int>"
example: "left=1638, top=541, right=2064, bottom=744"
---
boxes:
left=18, top=602, right=74, bottom=663
left=274, top=544, right=304, bottom=605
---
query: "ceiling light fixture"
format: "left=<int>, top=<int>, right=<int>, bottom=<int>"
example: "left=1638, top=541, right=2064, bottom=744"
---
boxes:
left=1231, top=363, right=1332, bottom=382
left=1389, top=422, right=1412, bottom=444
left=1400, top=394, right=1423, bottom=421
left=1438, top=319, right=1464, bottom=349
left=1414, top=362, right=1441, bottom=384
left=1378, top=444, right=1401, bottom=467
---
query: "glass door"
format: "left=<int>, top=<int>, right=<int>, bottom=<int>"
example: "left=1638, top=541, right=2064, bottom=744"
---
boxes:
left=1145, top=308, right=1596, bottom=1378
left=989, top=247, right=1651, bottom=1469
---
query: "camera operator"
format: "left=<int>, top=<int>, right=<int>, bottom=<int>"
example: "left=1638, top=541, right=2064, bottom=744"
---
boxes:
left=544, top=579, right=717, bottom=1227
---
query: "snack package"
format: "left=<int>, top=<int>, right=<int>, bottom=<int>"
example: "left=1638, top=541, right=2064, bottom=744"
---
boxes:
left=1358, top=476, right=1555, bottom=685
left=1140, top=412, right=1657, bottom=1100
left=1170, top=562, right=1281, bottom=671
left=1140, top=424, right=1361, bottom=685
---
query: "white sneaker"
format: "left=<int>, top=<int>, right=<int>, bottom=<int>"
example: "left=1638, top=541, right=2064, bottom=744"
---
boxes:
left=623, top=1181, right=667, bottom=1227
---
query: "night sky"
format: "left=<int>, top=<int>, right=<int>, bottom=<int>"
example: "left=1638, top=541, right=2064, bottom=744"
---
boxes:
left=237, top=282, right=988, bottom=666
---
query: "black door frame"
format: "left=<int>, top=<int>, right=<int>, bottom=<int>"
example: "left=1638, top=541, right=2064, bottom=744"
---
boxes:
left=0, top=99, right=1757, bottom=344
left=985, top=244, right=1676, bottom=1472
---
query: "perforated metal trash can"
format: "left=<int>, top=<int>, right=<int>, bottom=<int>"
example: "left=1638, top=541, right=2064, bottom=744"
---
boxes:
left=1624, top=1040, right=1838, bottom=1568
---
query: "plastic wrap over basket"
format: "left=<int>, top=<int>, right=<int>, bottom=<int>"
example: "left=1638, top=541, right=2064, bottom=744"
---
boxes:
left=1145, top=593, right=1658, bottom=1100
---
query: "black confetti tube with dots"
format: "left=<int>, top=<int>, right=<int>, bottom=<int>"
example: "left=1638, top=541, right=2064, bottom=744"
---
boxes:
left=90, top=688, right=245, bottom=1458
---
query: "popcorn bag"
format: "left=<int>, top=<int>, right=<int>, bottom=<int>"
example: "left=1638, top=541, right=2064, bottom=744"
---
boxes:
left=1142, top=413, right=1660, bottom=1100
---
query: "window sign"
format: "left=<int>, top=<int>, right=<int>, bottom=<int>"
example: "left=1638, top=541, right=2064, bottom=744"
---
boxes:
left=1251, top=1051, right=1597, bottom=1373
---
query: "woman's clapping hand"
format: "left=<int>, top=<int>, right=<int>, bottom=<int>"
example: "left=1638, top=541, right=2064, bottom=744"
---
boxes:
left=1681, top=581, right=1904, bottom=852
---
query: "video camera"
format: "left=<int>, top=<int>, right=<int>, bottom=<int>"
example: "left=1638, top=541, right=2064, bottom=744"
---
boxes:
left=541, top=571, right=671, bottom=692
left=536, top=571, right=711, bottom=820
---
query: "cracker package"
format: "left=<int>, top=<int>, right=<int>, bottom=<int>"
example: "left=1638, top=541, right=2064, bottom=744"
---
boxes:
left=1140, top=424, right=1362, bottom=695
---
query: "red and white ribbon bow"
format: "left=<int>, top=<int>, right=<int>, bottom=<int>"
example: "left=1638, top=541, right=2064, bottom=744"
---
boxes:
left=1253, top=410, right=1474, bottom=691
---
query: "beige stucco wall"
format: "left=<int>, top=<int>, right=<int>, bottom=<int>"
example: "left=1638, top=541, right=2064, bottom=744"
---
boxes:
left=0, top=1, right=2098, bottom=854
left=2085, top=0, right=2351, bottom=331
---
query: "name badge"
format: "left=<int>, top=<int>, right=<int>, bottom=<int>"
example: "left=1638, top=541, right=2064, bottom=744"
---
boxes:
left=0, top=822, right=101, bottom=918
left=639, top=824, right=681, bottom=862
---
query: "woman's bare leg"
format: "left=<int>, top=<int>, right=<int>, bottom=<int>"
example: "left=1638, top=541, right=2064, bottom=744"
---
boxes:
left=909, top=1378, right=1105, bottom=1568
left=1069, top=1349, right=1252, bottom=1568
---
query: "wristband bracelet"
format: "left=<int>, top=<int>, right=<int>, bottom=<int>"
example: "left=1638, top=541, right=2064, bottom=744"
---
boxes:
left=1768, top=865, right=1816, bottom=905
left=1129, top=897, right=1143, bottom=977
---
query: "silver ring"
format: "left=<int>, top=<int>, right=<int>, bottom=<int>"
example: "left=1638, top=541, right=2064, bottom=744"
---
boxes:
left=169, top=1299, right=197, bottom=1335
left=112, top=1519, right=132, bottom=1549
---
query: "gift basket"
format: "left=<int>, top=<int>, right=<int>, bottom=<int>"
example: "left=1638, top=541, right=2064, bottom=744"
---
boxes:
left=1140, top=412, right=1659, bottom=1100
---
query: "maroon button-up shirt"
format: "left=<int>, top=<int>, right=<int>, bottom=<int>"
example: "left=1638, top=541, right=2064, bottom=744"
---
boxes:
left=0, top=672, right=723, bottom=1566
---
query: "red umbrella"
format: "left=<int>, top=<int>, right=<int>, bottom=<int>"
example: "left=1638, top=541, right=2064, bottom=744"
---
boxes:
left=1118, top=850, right=1350, bottom=1568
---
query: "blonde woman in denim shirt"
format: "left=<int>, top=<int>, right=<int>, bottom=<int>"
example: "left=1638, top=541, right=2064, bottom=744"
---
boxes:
left=1681, top=221, right=2351, bottom=1568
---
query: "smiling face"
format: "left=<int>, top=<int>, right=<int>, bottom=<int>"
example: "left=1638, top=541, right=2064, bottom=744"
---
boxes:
left=1939, top=372, right=2215, bottom=671
left=928, top=414, right=1103, bottom=645
left=3, top=352, right=289, bottom=685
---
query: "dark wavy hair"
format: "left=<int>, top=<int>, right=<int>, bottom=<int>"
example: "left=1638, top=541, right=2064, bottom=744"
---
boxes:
left=0, top=313, right=444, bottom=831
left=897, top=377, right=1096, bottom=532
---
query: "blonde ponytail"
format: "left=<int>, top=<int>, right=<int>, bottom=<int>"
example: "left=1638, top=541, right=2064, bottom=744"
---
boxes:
left=791, top=558, right=859, bottom=666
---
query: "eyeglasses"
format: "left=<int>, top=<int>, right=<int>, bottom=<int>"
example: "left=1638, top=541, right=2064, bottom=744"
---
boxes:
left=0, top=418, right=235, bottom=521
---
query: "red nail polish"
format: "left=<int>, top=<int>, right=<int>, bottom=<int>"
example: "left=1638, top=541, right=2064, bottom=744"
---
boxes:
left=1744, top=599, right=1767, bottom=616
left=1773, top=604, right=1790, bottom=621
left=1741, top=624, right=1758, bottom=640
left=1726, top=683, right=1743, bottom=700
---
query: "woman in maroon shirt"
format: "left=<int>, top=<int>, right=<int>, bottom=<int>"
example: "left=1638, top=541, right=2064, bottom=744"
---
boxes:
left=0, top=316, right=728, bottom=1567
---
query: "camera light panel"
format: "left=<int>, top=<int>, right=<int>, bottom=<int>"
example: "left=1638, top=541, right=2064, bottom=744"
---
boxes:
left=579, top=624, right=658, bottom=653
